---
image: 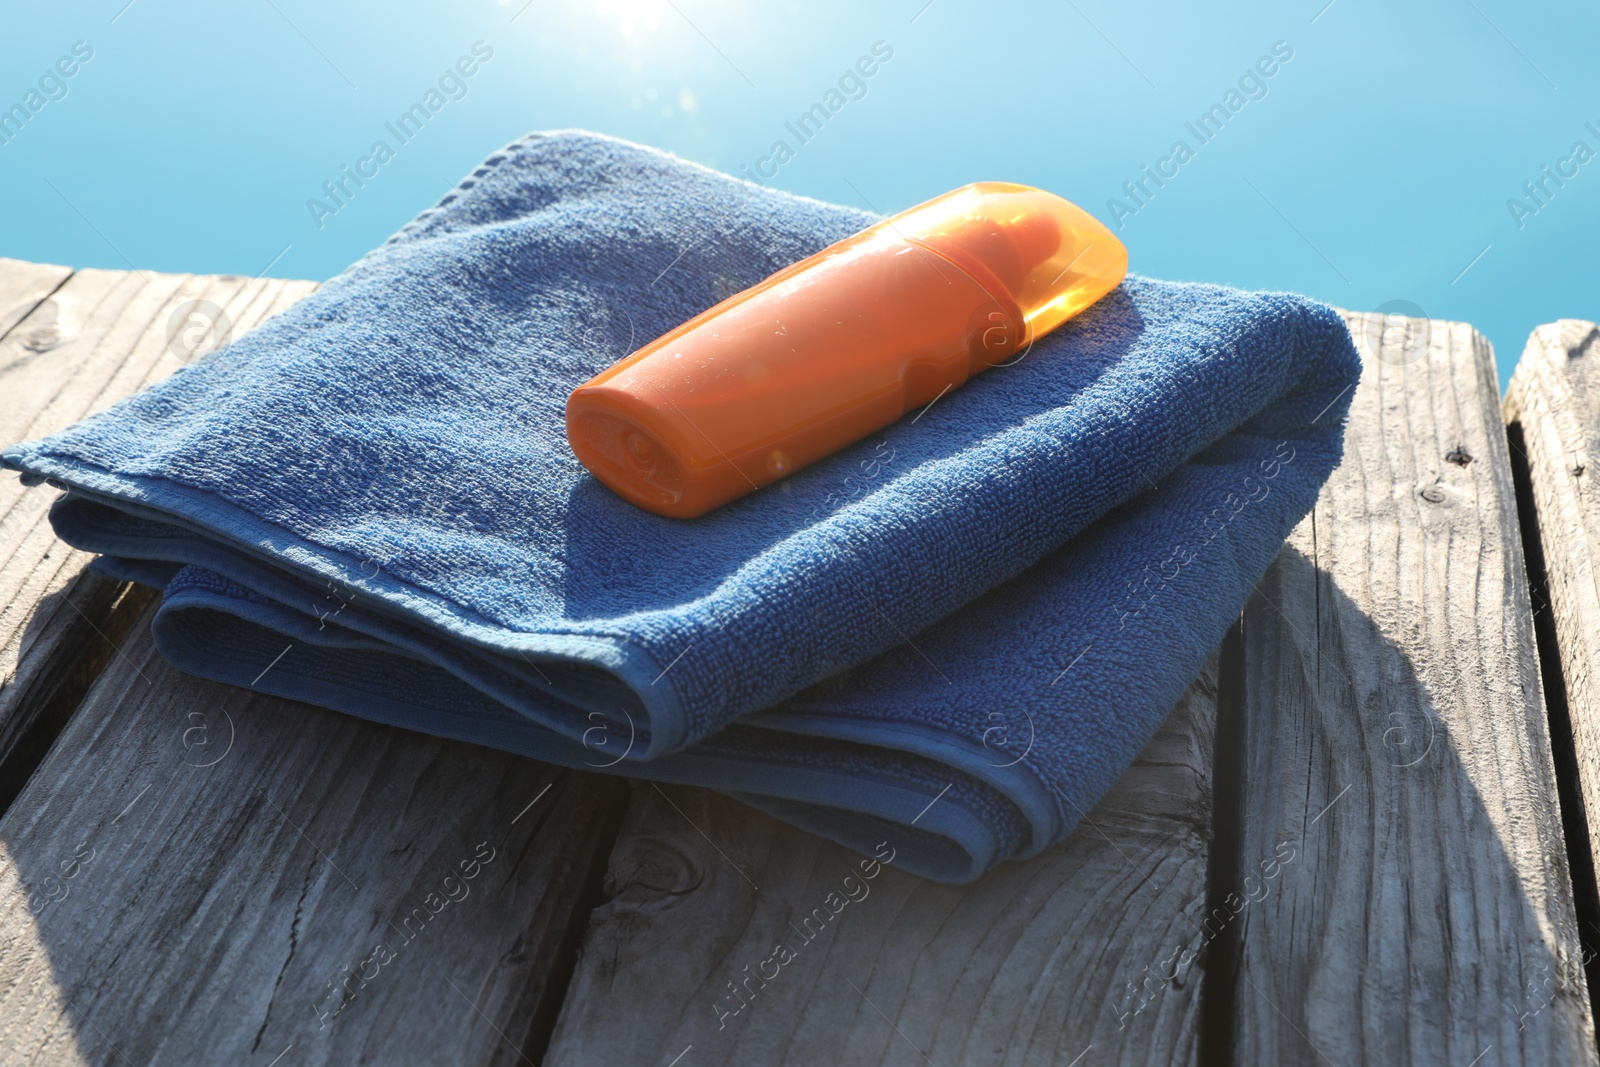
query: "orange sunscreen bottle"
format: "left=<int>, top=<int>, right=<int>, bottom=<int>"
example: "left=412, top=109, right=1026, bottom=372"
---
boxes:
left=566, top=182, right=1127, bottom=518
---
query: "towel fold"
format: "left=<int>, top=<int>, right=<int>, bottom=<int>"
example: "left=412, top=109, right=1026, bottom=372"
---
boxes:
left=2, top=131, right=1360, bottom=882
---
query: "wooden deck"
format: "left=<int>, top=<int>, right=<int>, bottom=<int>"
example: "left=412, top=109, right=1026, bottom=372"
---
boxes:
left=0, top=257, right=1596, bottom=1065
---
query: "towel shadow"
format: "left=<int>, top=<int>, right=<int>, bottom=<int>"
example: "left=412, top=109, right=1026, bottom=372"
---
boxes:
left=0, top=568, right=150, bottom=814
left=1198, top=542, right=1595, bottom=1062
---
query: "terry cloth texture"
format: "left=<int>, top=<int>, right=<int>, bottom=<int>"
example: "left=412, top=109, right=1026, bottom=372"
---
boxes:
left=2, top=130, right=1361, bottom=883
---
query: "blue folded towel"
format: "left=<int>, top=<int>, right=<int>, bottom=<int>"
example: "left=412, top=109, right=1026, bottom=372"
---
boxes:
left=2, top=131, right=1360, bottom=882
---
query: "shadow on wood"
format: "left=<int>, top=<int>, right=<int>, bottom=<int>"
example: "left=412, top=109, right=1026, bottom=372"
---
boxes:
left=0, top=602, right=631, bottom=1066
left=0, top=572, right=153, bottom=819
left=544, top=662, right=1219, bottom=1067
left=1216, top=309, right=1597, bottom=1067
left=1231, top=545, right=1593, bottom=1066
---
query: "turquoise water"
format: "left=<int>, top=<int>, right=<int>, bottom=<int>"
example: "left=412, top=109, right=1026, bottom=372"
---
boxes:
left=3, top=0, right=1596, bottom=390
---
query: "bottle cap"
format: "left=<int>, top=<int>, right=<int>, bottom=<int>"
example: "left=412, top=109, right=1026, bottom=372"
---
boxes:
left=892, top=182, right=1127, bottom=342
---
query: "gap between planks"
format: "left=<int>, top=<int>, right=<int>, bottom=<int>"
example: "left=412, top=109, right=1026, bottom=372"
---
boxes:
left=1506, top=319, right=1600, bottom=1040
left=1226, top=312, right=1594, bottom=1065
left=545, top=664, right=1220, bottom=1067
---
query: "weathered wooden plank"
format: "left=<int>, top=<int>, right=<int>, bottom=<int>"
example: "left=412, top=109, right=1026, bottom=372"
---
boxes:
left=0, top=605, right=630, bottom=1066
left=1229, top=313, right=1593, bottom=1064
left=1504, top=318, right=1600, bottom=993
left=0, top=268, right=320, bottom=793
left=544, top=661, right=1219, bottom=1066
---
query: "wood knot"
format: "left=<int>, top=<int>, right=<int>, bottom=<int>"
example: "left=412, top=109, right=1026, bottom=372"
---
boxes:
left=16, top=300, right=61, bottom=352
left=604, top=835, right=704, bottom=906
left=1419, top=482, right=1454, bottom=506
left=21, top=326, right=61, bottom=352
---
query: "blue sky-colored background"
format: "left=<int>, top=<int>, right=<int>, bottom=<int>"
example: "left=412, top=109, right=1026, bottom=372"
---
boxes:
left=2, top=0, right=1595, bottom=390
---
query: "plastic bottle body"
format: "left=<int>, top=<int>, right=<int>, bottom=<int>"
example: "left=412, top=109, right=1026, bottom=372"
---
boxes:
left=567, top=183, right=1127, bottom=518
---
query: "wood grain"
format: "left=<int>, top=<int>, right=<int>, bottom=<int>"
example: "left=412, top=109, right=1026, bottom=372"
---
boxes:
left=1228, top=313, right=1594, bottom=1065
left=544, top=662, right=1220, bottom=1067
left=0, top=606, right=629, bottom=1066
left=0, top=267, right=321, bottom=778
